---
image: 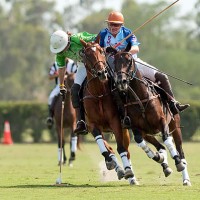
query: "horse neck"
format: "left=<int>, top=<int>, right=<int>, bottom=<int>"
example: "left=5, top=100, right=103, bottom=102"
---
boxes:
left=86, top=72, right=110, bottom=96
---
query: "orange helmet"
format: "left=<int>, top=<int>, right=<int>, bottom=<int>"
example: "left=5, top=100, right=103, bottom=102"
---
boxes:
left=106, top=11, right=124, bottom=24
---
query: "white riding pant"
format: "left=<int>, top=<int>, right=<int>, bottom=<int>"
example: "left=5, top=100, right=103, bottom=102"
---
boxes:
left=74, top=62, right=87, bottom=85
left=48, top=85, right=60, bottom=105
left=107, top=56, right=157, bottom=82
left=135, top=58, right=157, bottom=82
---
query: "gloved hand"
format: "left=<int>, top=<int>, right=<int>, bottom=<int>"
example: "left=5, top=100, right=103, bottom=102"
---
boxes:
left=60, top=86, right=67, bottom=100
left=105, top=46, right=117, bottom=54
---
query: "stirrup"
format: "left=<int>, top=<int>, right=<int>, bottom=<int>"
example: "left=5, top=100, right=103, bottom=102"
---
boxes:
left=74, top=120, right=88, bottom=135
left=46, top=117, right=53, bottom=129
left=122, top=116, right=131, bottom=129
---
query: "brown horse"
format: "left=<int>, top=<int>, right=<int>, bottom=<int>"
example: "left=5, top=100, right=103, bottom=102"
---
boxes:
left=79, top=39, right=137, bottom=183
left=53, top=73, right=80, bottom=166
left=112, top=50, right=191, bottom=186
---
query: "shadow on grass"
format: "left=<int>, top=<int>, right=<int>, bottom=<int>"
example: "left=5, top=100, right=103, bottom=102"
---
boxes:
left=0, top=183, right=131, bottom=189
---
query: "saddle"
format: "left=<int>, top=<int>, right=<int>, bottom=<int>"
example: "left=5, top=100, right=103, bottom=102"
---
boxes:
left=143, top=78, right=172, bottom=116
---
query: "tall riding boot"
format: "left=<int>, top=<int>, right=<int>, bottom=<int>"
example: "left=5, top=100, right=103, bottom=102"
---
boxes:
left=155, top=72, right=190, bottom=115
left=46, top=105, right=54, bottom=129
left=71, top=83, right=88, bottom=135
left=74, top=107, right=88, bottom=135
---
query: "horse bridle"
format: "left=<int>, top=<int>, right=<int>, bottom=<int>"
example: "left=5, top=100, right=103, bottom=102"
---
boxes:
left=81, top=43, right=108, bottom=77
left=114, top=52, right=138, bottom=83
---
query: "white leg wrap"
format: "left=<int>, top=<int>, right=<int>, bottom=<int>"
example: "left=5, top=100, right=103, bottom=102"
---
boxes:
left=159, top=149, right=168, bottom=164
left=137, top=140, right=155, bottom=158
left=129, top=159, right=132, bottom=170
left=164, top=136, right=177, bottom=158
left=181, top=159, right=190, bottom=181
left=95, top=135, right=107, bottom=154
left=110, top=154, right=119, bottom=170
left=120, top=152, right=130, bottom=169
left=58, top=148, right=63, bottom=162
left=71, top=136, right=77, bottom=152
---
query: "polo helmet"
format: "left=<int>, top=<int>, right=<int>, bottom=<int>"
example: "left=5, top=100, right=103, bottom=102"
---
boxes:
left=106, top=11, right=124, bottom=24
left=50, top=30, right=69, bottom=53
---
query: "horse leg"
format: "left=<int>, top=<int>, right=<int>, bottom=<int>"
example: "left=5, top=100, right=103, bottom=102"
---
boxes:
left=161, top=122, right=185, bottom=172
left=69, top=131, right=77, bottom=167
left=122, top=129, right=139, bottom=185
left=111, top=125, right=134, bottom=180
left=57, top=126, right=66, bottom=165
left=92, top=127, right=116, bottom=170
left=62, top=145, right=67, bottom=165
left=133, top=129, right=161, bottom=160
left=170, top=115, right=191, bottom=186
left=103, top=140, right=125, bottom=180
left=143, top=134, right=173, bottom=177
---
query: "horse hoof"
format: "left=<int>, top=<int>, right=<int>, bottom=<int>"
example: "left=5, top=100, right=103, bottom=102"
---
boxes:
left=106, top=160, right=116, bottom=170
left=176, top=161, right=185, bottom=172
left=116, top=166, right=125, bottom=180
left=129, top=177, right=139, bottom=185
left=69, top=162, right=73, bottom=168
left=163, top=167, right=173, bottom=177
left=183, top=179, right=192, bottom=186
left=63, top=161, right=66, bottom=166
left=124, top=168, right=134, bottom=179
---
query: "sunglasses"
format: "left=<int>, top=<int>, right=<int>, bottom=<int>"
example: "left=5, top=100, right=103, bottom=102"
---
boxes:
left=109, top=23, right=122, bottom=27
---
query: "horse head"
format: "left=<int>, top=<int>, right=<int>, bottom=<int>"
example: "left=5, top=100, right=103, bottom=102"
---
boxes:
left=113, top=50, right=137, bottom=92
left=80, top=39, right=108, bottom=81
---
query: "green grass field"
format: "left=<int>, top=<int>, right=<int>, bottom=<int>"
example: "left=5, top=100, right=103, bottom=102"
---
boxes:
left=0, top=141, right=199, bottom=200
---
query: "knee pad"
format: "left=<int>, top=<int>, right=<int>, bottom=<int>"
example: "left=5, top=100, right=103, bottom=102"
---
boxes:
left=71, top=83, right=81, bottom=108
left=155, top=72, right=169, bottom=85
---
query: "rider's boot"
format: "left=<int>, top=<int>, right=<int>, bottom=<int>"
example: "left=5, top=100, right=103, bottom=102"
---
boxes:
left=122, top=116, right=131, bottom=129
left=46, top=105, right=54, bottom=129
left=119, top=106, right=131, bottom=129
left=155, top=72, right=190, bottom=115
left=71, top=83, right=88, bottom=135
left=74, top=107, right=88, bottom=135
left=169, top=100, right=190, bottom=115
left=112, top=90, right=131, bottom=128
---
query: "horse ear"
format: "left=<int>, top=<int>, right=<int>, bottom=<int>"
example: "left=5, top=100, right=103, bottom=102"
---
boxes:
left=94, top=34, right=100, bottom=44
left=124, top=42, right=131, bottom=52
left=106, top=46, right=118, bottom=54
left=80, top=39, right=87, bottom=47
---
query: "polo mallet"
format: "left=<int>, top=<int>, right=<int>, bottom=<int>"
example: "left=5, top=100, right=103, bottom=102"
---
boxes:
left=56, top=99, right=65, bottom=185
left=135, top=60, right=193, bottom=85
left=114, top=0, right=180, bottom=48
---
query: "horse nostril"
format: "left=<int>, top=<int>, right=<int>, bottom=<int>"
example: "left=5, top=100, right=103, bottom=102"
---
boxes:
left=97, top=71, right=102, bottom=77
left=122, top=79, right=127, bottom=84
left=104, top=69, right=108, bottom=74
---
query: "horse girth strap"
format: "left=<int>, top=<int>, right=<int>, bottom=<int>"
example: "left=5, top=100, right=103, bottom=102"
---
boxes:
left=124, top=94, right=160, bottom=119
left=124, top=94, right=159, bottom=106
left=83, top=91, right=111, bottom=100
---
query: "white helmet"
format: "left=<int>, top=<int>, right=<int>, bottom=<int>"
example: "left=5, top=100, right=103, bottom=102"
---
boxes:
left=50, top=30, right=69, bottom=53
